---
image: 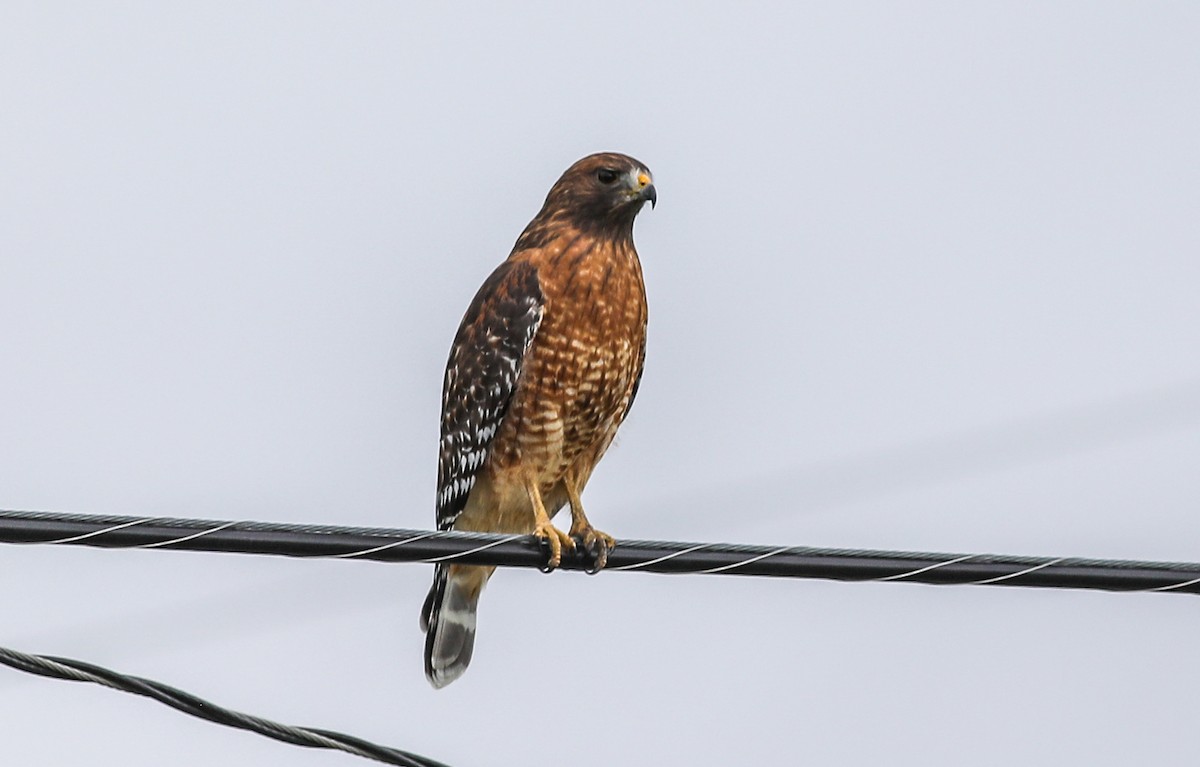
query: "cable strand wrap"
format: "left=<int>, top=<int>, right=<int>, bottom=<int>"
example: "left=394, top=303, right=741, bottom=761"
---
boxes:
left=2, top=508, right=1200, bottom=594
left=5, top=507, right=1200, bottom=766
left=0, top=647, right=451, bottom=767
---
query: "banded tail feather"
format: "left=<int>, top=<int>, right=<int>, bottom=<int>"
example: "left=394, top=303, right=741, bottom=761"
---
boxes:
left=421, top=564, right=489, bottom=688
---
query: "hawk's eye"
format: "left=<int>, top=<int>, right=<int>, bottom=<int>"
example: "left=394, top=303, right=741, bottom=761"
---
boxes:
left=596, top=168, right=619, bottom=185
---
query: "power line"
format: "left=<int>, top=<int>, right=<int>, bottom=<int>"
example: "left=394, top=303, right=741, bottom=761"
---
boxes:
left=3, top=508, right=1200, bottom=595
left=5, top=507, right=1199, bottom=764
left=0, top=645, right=450, bottom=767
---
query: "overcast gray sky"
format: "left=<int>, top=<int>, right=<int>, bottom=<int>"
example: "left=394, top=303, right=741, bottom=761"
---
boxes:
left=3, top=2, right=1200, bottom=765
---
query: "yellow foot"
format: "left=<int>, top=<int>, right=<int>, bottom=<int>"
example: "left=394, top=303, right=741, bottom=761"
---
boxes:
left=534, top=520, right=575, bottom=572
left=569, top=524, right=616, bottom=574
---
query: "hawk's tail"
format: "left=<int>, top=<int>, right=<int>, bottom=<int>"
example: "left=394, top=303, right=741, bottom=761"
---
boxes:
left=420, top=564, right=490, bottom=688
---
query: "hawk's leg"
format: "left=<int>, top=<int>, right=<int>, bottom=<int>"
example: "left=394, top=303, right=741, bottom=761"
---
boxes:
left=564, top=478, right=616, bottom=574
left=525, top=476, right=573, bottom=571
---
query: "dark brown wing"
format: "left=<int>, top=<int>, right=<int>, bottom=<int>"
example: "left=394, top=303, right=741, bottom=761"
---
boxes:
left=436, top=260, right=544, bottom=530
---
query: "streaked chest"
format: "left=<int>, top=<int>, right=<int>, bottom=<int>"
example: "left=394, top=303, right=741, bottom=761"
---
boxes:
left=504, top=233, right=647, bottom=461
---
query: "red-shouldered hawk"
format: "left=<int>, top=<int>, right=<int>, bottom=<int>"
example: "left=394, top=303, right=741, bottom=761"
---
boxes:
left=420, top=152, right=655, bottom=688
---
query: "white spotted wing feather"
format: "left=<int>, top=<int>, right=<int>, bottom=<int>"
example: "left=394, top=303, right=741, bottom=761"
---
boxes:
left=435, top=261, right=544, bottom=530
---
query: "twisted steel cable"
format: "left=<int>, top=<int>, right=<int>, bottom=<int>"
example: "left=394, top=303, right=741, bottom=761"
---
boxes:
left=2, top=508, right=1200, bottom=594
left=5, top=506, right=1200, bottom=765
left=0, top=646, right=450, bottom=767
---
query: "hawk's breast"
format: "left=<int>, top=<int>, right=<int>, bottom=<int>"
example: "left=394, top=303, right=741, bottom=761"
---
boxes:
left=490, top=233, right=647, bottom=483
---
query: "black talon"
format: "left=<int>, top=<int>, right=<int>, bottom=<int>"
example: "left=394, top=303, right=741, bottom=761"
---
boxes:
left=567, top=534, right=592, bottom=573
left=536, top=536, right=557, bottom=574
left=589, top=545, right=610, bottom=574
left=578, top=535, right=610, bottom=575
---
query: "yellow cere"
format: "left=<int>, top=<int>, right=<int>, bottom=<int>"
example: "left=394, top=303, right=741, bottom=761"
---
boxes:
left=637, top=172, right=650, bottom=188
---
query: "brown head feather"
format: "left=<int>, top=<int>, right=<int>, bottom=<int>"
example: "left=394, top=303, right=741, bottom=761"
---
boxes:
left=516, top=152, right=654, bottom=248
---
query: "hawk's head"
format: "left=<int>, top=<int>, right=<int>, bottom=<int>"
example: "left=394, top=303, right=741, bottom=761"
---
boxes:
left=540, top=152, right=655, bottom=233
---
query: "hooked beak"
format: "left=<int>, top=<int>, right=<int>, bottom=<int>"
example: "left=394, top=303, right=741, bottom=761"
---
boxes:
left=641, top=183, right=657, bottom=209
left=631, top=170, right=656, bottom=209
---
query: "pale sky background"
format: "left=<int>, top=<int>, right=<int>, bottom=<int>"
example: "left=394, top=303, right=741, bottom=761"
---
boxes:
left=3, top=3, right=1200, bottom=765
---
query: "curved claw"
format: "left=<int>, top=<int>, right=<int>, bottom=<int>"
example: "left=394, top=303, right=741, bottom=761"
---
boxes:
left=534, top=521, right=574, bottom=573
left=535, top=536, right=557, bottom=573
left=572, top=528, right=616, bottom=574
